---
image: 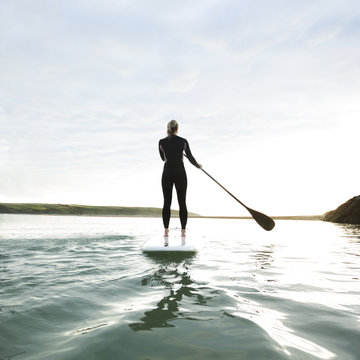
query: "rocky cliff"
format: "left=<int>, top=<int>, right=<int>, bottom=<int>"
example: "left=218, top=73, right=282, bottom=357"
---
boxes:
left=323, top=196, right=360, bottom=224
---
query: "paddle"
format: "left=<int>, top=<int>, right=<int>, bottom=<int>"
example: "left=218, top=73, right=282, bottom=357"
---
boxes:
left=200, top=167, right=275, bottom=231
left=185, top=154, right=275, bottom=231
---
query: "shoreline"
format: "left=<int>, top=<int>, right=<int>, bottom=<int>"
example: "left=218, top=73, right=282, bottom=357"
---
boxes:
left=0, top=213, right=323, bottom=220
left=0, top=203, right=323, bottom=221
left=0, top=213, right=324, bottom=221
left=192, top=215, right=323, bottom=221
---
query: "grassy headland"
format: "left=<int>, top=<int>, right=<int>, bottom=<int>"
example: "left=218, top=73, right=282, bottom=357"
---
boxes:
left=0, top=203, right=200, bottom=217
left=0, top=203, right=323, bottom=220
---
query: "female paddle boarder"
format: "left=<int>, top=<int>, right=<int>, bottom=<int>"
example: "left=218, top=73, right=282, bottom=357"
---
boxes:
left=159, top=120, right=202, bottom=238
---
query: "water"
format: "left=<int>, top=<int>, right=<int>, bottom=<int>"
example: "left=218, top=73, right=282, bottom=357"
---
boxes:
left=1, top=214, right=359, bottom=360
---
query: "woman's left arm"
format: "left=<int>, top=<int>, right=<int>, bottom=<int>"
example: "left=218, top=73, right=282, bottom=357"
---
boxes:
left=159, top=141, right=165, bottom=161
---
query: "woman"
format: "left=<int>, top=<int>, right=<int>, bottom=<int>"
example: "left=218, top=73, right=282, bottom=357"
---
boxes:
left=159, top=120, right=202, bottom=238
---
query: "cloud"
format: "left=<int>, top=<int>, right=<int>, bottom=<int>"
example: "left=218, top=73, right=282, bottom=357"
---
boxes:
left=1, top=0, right=359, bottom=214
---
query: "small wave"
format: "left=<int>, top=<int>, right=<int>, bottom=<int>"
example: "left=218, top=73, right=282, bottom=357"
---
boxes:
left=70, top=323, right=109, bottom=336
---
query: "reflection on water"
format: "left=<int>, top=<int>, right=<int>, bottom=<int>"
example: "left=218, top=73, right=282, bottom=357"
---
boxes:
left=226, top=288, right=336, bottom=359
left=338, top=223, right=360, bottom=241
left=130, top=257, right=201, bottom=331
left=251, top=244, right=275, bottom=270
left=1, top=216, right=360, bottom=360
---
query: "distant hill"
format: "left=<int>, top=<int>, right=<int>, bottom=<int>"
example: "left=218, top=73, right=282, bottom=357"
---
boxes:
left=0, top=202, right=327, bottom=221
left=323, top=196, right=360, bottom=225
left=0, top=203, right=200, bottom=217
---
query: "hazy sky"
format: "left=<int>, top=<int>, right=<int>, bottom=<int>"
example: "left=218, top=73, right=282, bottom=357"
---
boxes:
left=1, top=0, right=359, bottom=216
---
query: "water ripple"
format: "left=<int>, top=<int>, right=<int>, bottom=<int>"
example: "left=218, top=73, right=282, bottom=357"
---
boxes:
left=1, top=216, right=360, bottom=360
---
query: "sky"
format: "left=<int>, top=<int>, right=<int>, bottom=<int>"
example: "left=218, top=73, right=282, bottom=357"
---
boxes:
left=1, top=0, right=359, bottom=217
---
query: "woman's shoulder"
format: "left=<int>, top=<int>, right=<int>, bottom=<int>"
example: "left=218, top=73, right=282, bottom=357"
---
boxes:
left=159, top=135, right=187, bottom=143
left=159, top=137, right=168, bottom=144
left=175, top=135, right=188, bottom=143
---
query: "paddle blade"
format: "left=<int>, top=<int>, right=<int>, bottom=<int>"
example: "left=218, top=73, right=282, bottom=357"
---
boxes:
left=247, top=207, right=275, bottom=231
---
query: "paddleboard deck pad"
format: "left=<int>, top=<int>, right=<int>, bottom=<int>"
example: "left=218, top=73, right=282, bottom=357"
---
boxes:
left=142, top=235, right=197, bottom=253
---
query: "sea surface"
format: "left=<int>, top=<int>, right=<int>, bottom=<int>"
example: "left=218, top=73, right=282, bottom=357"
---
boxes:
left=1, top=214, right=360, bottom=360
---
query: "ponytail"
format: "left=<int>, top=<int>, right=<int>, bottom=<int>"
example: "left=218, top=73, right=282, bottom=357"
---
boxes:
left=167, top=120, right=178, bottom=137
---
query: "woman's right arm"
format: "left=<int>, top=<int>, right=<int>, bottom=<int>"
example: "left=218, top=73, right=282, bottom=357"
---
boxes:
left=184, top=140, right=201, bottom=168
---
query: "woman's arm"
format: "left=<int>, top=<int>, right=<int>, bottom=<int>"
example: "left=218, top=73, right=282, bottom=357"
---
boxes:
left=184, top=140, right=201, bottom=168
left=159, top=141, right=165, bottom=161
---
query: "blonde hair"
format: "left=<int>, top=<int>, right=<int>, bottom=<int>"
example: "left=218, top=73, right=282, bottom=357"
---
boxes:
left=167, top=120, right=178, bottom=137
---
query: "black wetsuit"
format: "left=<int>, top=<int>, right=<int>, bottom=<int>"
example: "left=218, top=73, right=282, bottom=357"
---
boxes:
left=159, top=135, right=200, bottom=229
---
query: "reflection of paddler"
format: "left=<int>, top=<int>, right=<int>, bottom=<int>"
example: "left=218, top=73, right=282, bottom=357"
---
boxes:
left=129, top=262, right=201, bottom=331
left=159, top=120, right=202, bottom=238
left=129, top=292, right=179, bottom=331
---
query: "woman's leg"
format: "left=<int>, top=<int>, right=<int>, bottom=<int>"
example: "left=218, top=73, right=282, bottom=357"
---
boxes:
left=162, top=171, right=173, bottom=231
left=175, top=171, right=188, bottom=232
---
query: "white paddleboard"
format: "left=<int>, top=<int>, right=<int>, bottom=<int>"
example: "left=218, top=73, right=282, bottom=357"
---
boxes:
left=142, top=235, right=197, bottom=253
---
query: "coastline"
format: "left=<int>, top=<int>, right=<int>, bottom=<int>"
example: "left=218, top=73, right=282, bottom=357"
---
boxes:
left=0, top=203, right=197, bottom=218
left=192, top=215, right=323, bottom=221
left=0, top=203, right=322, bottom=220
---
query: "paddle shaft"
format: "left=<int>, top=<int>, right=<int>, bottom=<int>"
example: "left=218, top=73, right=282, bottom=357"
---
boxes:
left=184, top=153, right=249, bottom=210
left=200, top=168, right=249, bottom=210
left=184, top=153, right=275, bottom=230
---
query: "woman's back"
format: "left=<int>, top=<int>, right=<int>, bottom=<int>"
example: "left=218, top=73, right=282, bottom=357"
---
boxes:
left=159, top=135, right=199, bottom=169
left=159, top=135, right=187, bottom=168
